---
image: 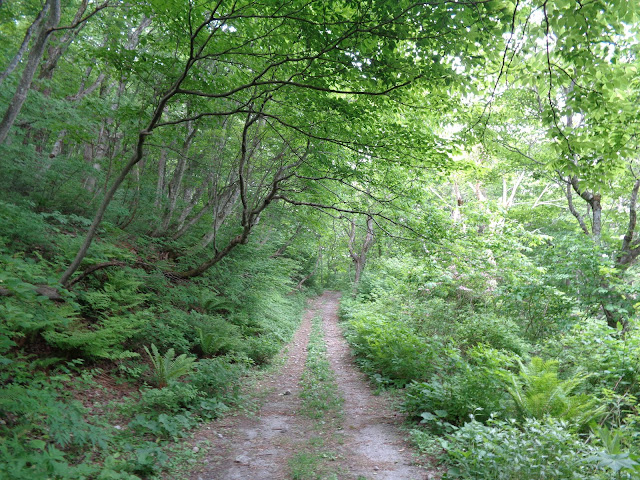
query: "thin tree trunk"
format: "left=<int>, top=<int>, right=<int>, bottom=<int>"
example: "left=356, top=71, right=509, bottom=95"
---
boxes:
left=452, top=178, right=463, bottom=223
left=294, top=245, right=322, bottom=291
left=619, top=179, right=640, bottom=265
left=196, top=184, right=240, bottom=249
left=154, top=146, right=169, bottom=209
left=152, top=123, right=196, bottom=237
left=0, top=4, right=49, bottom=85
left=566, top=181, right=590, bottom=235
left=0, top=0, right=61, bottom=144
left=348, top=215, right=374, bottom=286
left=60, top=49, right=199, bottom=285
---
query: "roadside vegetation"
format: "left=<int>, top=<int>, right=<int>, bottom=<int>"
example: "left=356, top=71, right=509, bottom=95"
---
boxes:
left=341, top=243, right=640, bottom=479
left=0, top=201, right=306, bottom=479
left=2, top=1, right=640, bottom=479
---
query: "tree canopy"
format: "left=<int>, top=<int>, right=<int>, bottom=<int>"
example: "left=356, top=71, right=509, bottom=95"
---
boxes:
left=2, top=0, right=640, bottom=478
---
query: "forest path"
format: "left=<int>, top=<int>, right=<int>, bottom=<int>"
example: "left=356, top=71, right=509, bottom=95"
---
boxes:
left=187, top=291, right=430, bottom=480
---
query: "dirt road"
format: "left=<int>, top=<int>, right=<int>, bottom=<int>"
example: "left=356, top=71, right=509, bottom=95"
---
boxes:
left=188, top=292, right=431, bottom=480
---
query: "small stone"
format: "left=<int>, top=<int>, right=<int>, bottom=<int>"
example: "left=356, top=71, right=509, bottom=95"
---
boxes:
left=373, top=466, right=379, bottom=471
left=235, top=455, right=250, bottom=465
left=192, top=446, right=199, bottom=453
left=114, top=425, right=122, bottom=430
left=217, top=433, right=223, bottom=438
left=283, top=390, right=291, bottom=395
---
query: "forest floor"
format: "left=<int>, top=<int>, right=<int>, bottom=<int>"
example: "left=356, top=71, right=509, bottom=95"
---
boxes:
left=185, top=291, right=436, bottom=480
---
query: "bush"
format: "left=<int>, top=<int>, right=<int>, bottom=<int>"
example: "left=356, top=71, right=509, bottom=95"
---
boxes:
left=0, top=201, right=51, bottom=251
left=404, top=346, right=516, bottom=425
left=196, top=316, right=243, bottom=356
left=505, top=357, right=604, bottom=429
left=453, top=313, right=527, bottom=356
left=144, top=344, right=196, bottom=388
left=137, top=306, right=194, bottom=354
left=344, top=315, right=445, bottom=386
left=128, top=412, right=196, bottom=440
left=444, top=418, right=603, bottom=480
left=137, top=383, right=200, bottom=413
left=44, top=310, right=150, bottom=359
left=190, top=357, right=246, bottom=400
left=544, top=319, right=640, bottom=399
left=241, top=335, right=281, bottom=365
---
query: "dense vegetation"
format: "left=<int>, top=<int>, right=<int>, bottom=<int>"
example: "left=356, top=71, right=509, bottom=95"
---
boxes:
left=1, top=0, right=640, bottom=478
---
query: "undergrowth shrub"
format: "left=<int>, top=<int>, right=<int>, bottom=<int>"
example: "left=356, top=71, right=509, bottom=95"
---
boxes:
left=453, top=313, right=527, bottom=356
left=0, top=248, right=76, bottom=346
left=43, top=270, right=151, bottom=359
left=241, top=335, right=281, bottom=365
left=137, top=383, right=200, bottom=413
left=543, top=319, right=640, bottom=400
left=190, top=357, right=246, bottom=400
left=0, top=200, right=51, bottom=250
left=404, top=346, right=517, bottom=425
left=415, top=297, right=459, bottom=337
left=196, top=316, right=243, bottom=356
left=138, top=306, right=194, bottom=354
left=44, top=310, right=151, bottom=359
left=144, top=344, right=196, bottom=387
left=443, top=418, right=604, bottom=480
left=344, top=314, right=445, bottom=386
left=505, top=357, right=604, bottom=429
left=0, top=371, right=115, bottom=480
left=128, top=412, right=196, bottom=440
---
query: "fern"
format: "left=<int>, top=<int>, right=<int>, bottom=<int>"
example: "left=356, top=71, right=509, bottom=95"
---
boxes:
left=506, top=357, right=604, bottom=428
left=195, top=318, right=242, bottom=356
left=143, top=344, right=195, bottom=388
left=199, top=292, right=235, bottom=314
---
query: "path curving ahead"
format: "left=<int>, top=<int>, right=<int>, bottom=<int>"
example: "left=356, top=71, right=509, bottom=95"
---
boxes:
left=188, top=292, right=431, bottom=480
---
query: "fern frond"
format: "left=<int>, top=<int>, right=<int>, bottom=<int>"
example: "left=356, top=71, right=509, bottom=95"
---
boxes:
left=144, top=343, right=195, bottom=388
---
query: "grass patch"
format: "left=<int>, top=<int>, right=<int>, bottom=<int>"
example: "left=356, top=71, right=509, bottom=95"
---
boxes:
left=289, top=315, right=344, bottom=479
left=299, top=316, right=343, bottom=421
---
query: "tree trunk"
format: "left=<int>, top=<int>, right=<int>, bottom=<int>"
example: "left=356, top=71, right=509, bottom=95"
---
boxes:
left=0, top=0, right=61, bottom=144
left=0, top=4, right=49, bottom=85
left=153, top=146, right=169, bottom=209
left=348, top=215, right=374, bottom=286
left=152, top=122, right=196, bottom=237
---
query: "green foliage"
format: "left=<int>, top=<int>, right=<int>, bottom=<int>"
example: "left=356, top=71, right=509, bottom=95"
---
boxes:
left=190, top=357, right=246, bottom=401
left=0, top=247, right=75, bottom=346
left=137, top=383, right=200, bottom=413
left=505, top=357, right=603, bottom=428
left=453, top=313, right=527, bottom=356
left=125, top=441, right=170, bottom=476
left=0, top=371, right=116, bottom=480
left=443, top=418, right=603, bottom=480
left=44, top=310, right=150, bottom=359
left=543, top=319, right=640, bottom=400
left=589, top=424, right=640, bottom=477
left=137, top=306, right=194, bottom=354
left=0, top=200, right=51, bottom=250
left=404, top=346, right=517, bottom=426
left=82, top=270, right=148, bottom=314
left=344, top=314, right=444, bottom=386
left=196, top=317, right=242, bottom=356
left=143, top=344, right=196, bottom=388
left=241, top=335, right=282, bottom=366
left=128, top=412, right=196, bottom=440
left=0, top=437, right=98, bottom=480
